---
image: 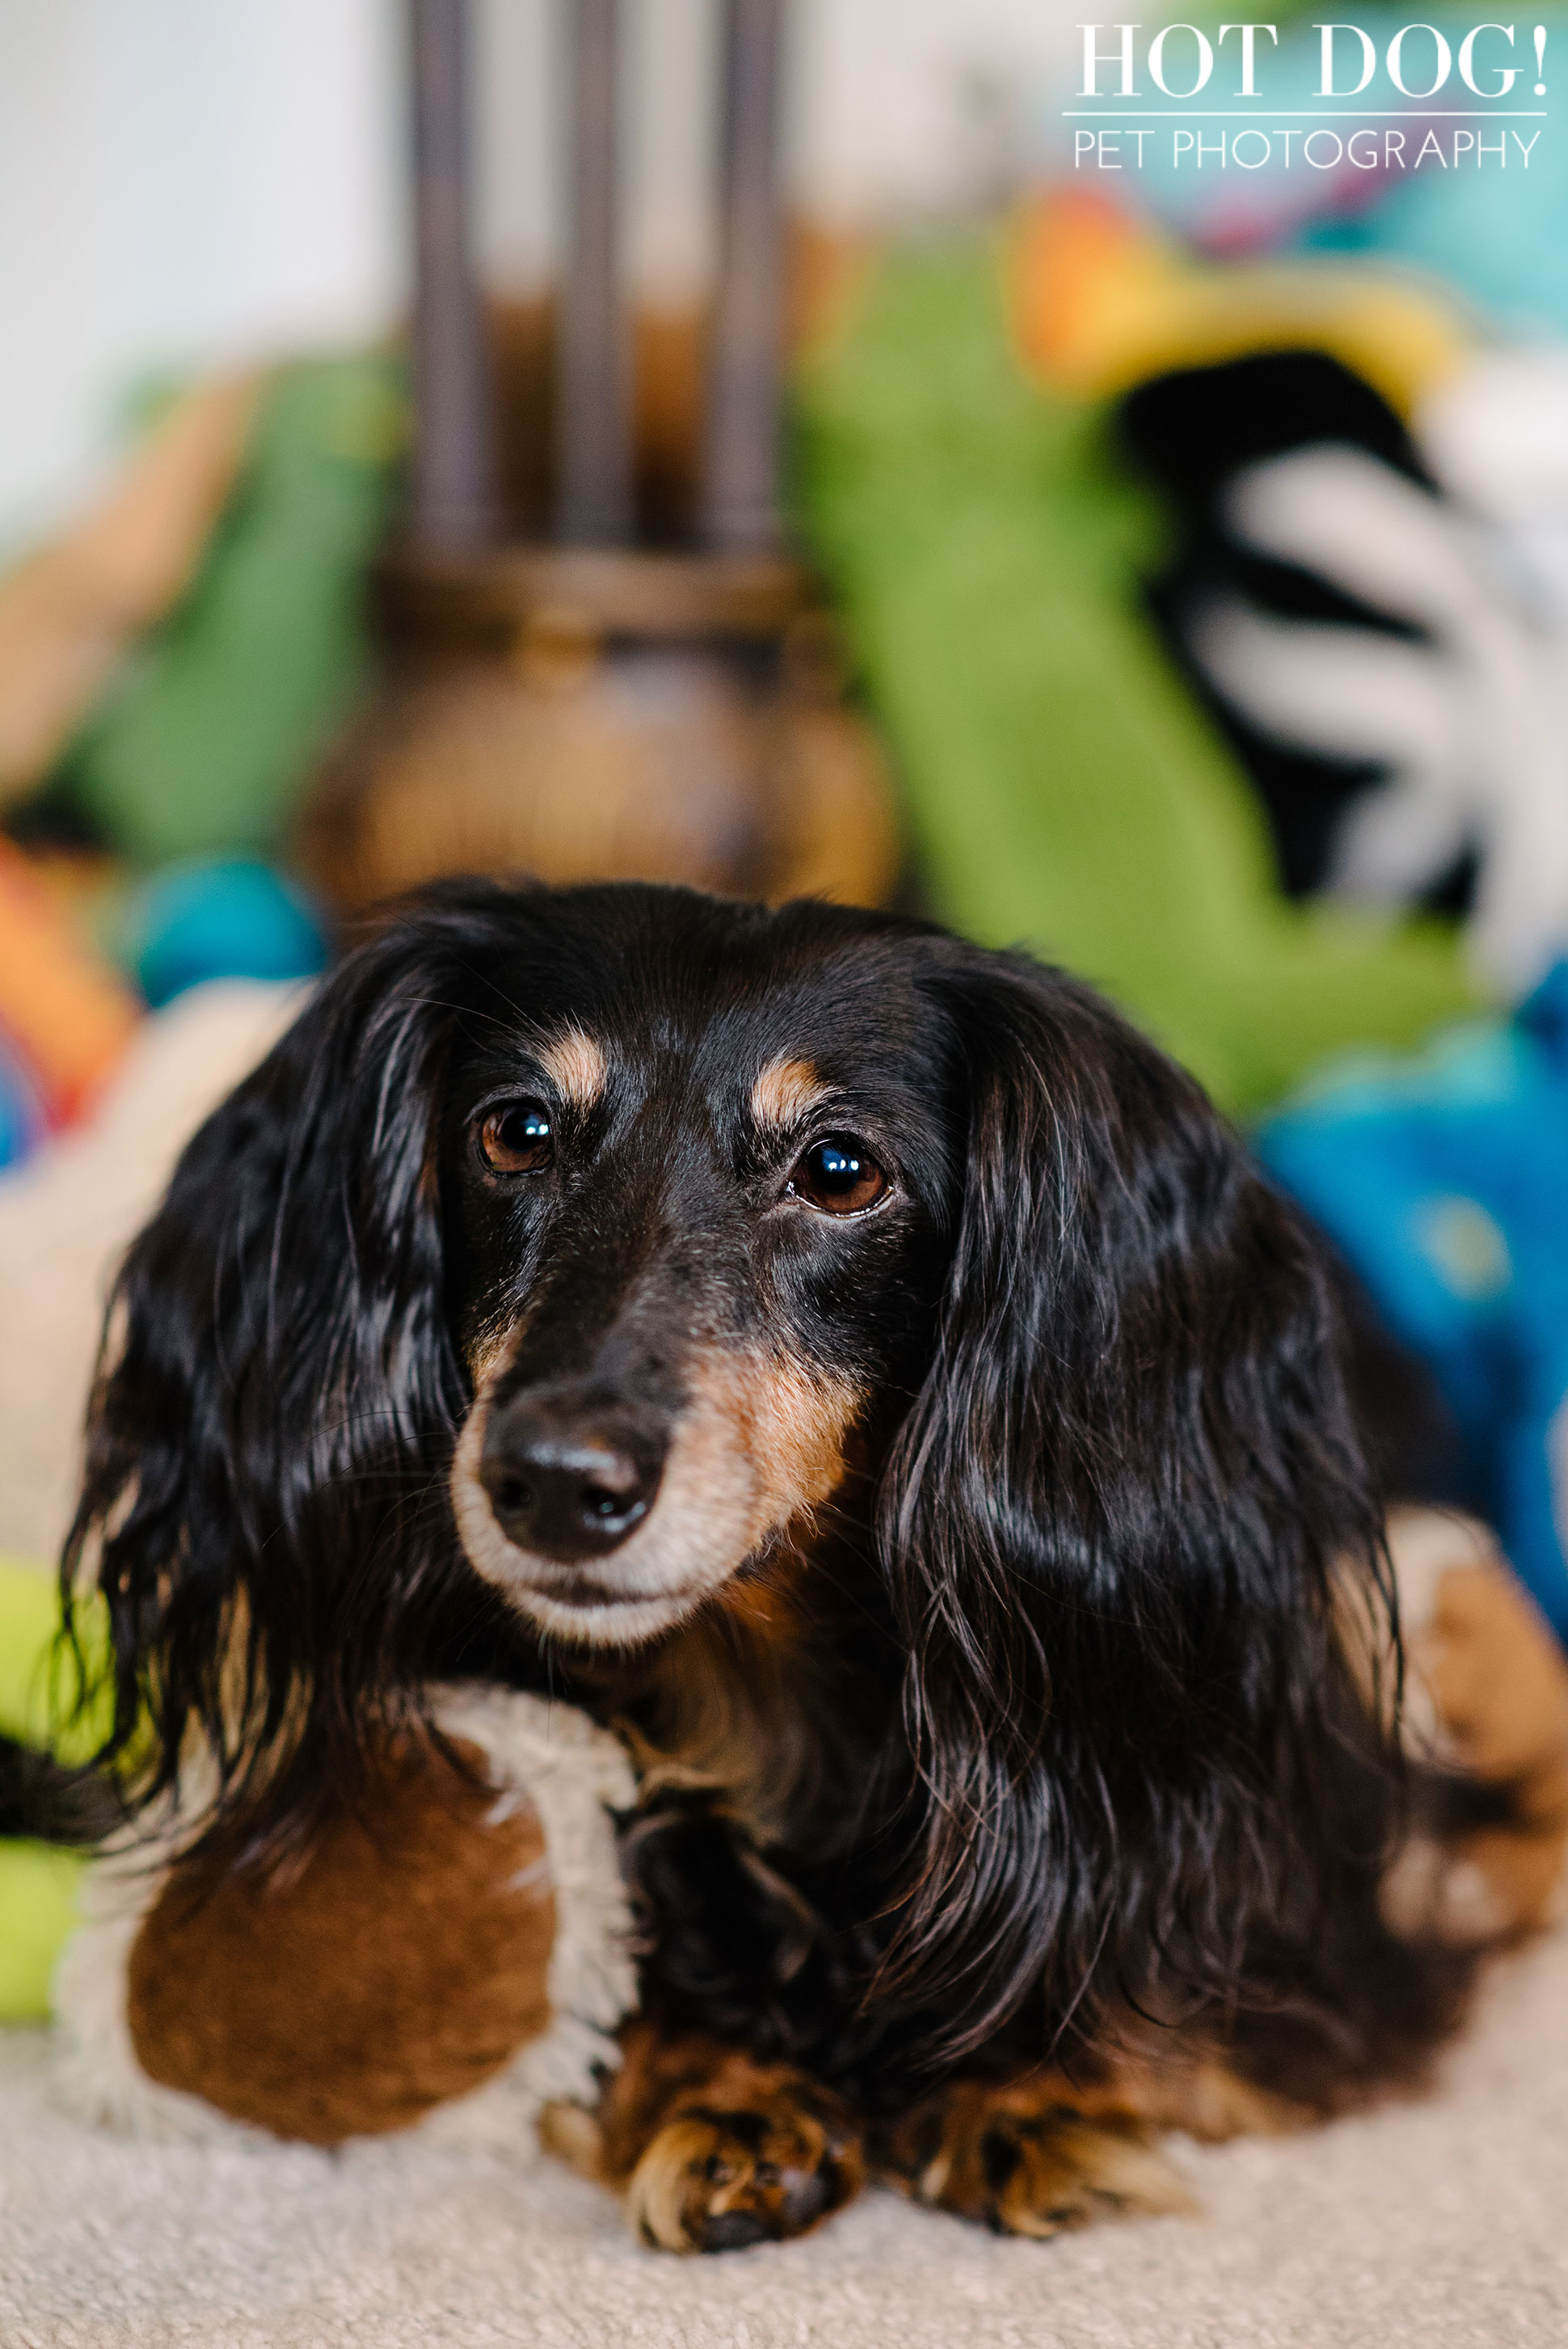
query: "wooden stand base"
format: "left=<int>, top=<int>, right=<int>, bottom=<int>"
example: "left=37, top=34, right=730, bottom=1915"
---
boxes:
left=297, top=546, right=900, bottom=917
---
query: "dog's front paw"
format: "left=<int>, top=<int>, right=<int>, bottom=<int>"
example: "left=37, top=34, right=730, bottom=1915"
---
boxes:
left=880, top=2079, right=1195, bottom=2239
left=626, top=2092, right=862, bottom=2253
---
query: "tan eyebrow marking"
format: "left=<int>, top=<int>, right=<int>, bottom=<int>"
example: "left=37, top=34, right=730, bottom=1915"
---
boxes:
left=538, top=1027, right=607, bottom=1111
left=750, top=1056, right=828, bottom=1133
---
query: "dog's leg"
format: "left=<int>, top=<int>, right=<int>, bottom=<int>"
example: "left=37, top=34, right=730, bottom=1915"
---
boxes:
left=542, top=2019, right=864, bottom=2251
left=1385, top=1509, right=1568, bottom=1940
left=874, top=2052, right=1300, bottom=2239
left=873, top=2066, right=1215, bottom=2239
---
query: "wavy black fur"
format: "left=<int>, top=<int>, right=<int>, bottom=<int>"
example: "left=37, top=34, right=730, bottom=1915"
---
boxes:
left=56, top=880, right=1475, bottom=2107
left=0, top=1734, right=121, bottom=1845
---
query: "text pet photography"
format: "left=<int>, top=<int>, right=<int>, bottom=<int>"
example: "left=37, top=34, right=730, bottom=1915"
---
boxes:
left=1067, top=20, right=1549, bottom=171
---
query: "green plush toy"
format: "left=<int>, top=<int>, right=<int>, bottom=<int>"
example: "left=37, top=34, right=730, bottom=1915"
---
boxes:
left=793, top=238, right=1484, bottom=1118
left=50, top=356, right=407, bottom=869
left=0, top=1554, right=103, bottom=2020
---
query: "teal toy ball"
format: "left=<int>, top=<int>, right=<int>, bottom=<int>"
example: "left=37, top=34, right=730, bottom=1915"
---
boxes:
left=129, top=858, right=329, bottom=1010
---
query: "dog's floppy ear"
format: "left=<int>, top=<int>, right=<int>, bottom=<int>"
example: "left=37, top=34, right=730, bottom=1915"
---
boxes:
left=64, top=884, right=525, bottom=1832
left=879, top=947, right=1412, bottom=2068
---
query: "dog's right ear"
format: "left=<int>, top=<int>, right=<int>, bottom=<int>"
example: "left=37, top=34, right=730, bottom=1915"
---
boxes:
left=63, top=884, right=529, bottom=1829
left=875, top=942, right=1423, bottom=2073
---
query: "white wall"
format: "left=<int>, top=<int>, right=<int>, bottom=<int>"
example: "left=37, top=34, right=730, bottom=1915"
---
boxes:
left=0, top=0, right=405, bottom=554
left=0, top=0, right=1081, bottom=551
left=793, top=0, right=1078, bottom=225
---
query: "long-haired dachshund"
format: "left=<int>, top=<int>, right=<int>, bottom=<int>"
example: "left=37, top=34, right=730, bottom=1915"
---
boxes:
left=24, top=879, right=1560, bottom=2248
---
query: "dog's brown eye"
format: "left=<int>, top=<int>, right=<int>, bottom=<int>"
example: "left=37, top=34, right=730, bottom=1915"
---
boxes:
left=786, top=1136, right=887, bottom=1217
left=478, top=1100, right=554, bottom=1174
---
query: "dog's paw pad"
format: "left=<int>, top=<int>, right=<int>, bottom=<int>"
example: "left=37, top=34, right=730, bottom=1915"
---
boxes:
left=626, top=2100, right=858, bottom=2254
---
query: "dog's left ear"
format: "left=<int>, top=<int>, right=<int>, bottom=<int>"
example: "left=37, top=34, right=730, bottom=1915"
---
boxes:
left=63, top=884, right=532, bottom=1835
left=879, top=947, right=1394, bottom=2056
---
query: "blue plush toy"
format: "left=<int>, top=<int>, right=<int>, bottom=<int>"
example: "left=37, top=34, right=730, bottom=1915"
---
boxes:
left=123, top=856, right=328, bottom=1010
left=0, top=1039, right=44, bottom=1172
left=1258, top=964, right=1568, bottom=1635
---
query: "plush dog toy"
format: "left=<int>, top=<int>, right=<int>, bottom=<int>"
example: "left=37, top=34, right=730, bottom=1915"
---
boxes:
left=57, top=1688, right=637, bottom=2149
left=1, top=1553, right=637, bottom=2148
left=1120, top=346, right=1568, bottom=1000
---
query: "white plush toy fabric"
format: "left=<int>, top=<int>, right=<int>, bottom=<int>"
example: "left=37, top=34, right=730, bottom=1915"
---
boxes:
left=1135, top=343, right=1568, bottom=1000
left=0, top=979, right=304, bottom=1562
left=1189, top=392, right=1568, bottom=997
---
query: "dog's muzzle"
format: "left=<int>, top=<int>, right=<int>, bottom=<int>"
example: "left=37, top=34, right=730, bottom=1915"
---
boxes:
left=478, top=1387, right=668, bottom=1562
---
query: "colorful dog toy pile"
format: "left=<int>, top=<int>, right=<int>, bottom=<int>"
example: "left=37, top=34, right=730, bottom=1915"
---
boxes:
left=0, top=842, right=326, bottom=1170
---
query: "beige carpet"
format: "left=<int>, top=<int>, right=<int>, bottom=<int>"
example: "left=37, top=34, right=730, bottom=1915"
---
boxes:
left=2, top=1926, right=1566, bottom=2348
left=5, top=984, right=1568, bottom=2344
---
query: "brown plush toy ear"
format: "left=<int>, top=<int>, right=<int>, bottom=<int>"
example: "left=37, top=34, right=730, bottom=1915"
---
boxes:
left=126, top=1736, right=554, bottom=2146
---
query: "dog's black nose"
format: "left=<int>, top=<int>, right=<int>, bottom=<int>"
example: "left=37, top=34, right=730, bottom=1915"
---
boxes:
left=478, top=1395, right=667, bottom=1561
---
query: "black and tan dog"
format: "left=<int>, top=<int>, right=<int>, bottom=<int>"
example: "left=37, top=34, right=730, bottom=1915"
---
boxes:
left=19, top=879, right=1568, bottom=2248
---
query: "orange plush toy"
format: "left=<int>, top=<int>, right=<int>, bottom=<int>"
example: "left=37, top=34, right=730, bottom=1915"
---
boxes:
left=0, top=840, right=139, bottom=1140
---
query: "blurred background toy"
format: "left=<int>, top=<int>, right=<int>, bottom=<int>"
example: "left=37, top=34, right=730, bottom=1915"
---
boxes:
left=1258, top=964, right=1568, bottom=1637
left=53, top=360, right=407, bottom=869
left=1120, top=344, right=1568, bottom=998
left=0, top=1041, right=44, bottom=1174
left=0, top=375, right=262, bottom=820
left=0, top=979, right=305, bottom=1564
left=0, top=838, right=139, bottom=1137
left=120, top=857, right=328, bottom=1010
left=794, top=236, right=1483, bottom=1116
